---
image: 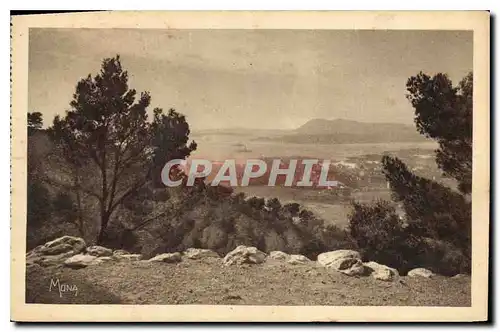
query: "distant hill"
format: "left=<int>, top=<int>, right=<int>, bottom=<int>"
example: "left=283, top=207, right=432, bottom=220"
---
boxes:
left=191, top=128, right=289, bottom=137
left=255, top=119, right=428, bottom=144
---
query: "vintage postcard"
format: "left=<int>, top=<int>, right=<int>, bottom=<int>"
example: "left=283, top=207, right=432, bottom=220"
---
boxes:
left=11, top=11, right=490, bottom=322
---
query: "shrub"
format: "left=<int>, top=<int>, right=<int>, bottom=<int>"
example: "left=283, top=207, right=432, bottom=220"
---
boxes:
left=348, top=200, right=470, bottom=275
left=131, top=188, right=354, bottom=260
left=415, top=237, right=471, bottom=276
left=348, top=200, right=421, bottom=273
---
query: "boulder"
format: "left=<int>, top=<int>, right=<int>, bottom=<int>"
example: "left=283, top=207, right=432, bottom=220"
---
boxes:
left=64, top=254, right=97, bottom=268
left=39, top=236, right=86, bottom=256
left=148, top=252, right=182, bottom=263
left=26, top=236, right=86, bottom=267
left=183, top=248, right=220, bottom=260
left=341, top=261, right=370, bottom=276
left=407, top=268, right=434, bottom=278
left=364, top=261, right=399, bottom=281
left=317, top=250, right=362, bottom=270
left=223, top=245, right=267, bottom=266
left=288, top=254, right=311, bottom=265
left=269, top=251, right=290, bottom=261
left=317, top=250, right=370, bottom=276
left=86, top=245, right=113, bottom=257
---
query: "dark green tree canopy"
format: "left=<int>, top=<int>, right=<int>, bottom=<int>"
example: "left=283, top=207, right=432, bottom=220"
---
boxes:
left=348, top=71, right=473, bottom=275
left=49, top=55, right=197, bottom=244
left=406, top=72, right=472, bottom=194
left=382, top=155, right=471, bottom=253
left=28, top=111, right=43, bottom=135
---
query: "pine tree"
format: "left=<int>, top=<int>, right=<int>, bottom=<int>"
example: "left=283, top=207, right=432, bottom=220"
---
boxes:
left=348, top=72, right=473, bottom=273
left=50, top=55, right=196, bottom=244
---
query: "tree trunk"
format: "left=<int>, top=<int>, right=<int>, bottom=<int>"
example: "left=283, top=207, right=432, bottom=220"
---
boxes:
left=74, top=169, right=85, bottom=238
left=97, top=210, right=110, bottom=245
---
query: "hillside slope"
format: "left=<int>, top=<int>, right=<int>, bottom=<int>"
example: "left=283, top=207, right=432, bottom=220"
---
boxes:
left=26, top=259, right=470, bottom=306
left=256, top=119, right=428, bottom=144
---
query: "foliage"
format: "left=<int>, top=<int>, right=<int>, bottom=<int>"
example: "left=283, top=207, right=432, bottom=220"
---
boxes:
left=382, top=155, right=471, bottom=257
left=130, top=187, right=354, bottom=259
left=348, top=72, right=473, bottom=275
left=28, top=111, right=43, bottom=135
left=48, top=55, right=196, bottom=244
left=53, top=192, right=78, bottom=222
left=348, top=200, right=420, bottom=273
left=27, top=181, right=52, bottom=229
left=406, top=72, right=472, bottom=194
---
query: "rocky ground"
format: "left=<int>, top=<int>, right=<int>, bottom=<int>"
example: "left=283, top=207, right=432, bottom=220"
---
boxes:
left=26, top=257, right=471, bottom=306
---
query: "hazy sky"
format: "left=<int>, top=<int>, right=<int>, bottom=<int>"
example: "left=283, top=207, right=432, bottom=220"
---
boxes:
left=29, top=29, right=472, bottom=130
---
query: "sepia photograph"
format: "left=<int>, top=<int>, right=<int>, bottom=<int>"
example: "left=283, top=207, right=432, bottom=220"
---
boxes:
left=10, top=11, right=490, bottom=322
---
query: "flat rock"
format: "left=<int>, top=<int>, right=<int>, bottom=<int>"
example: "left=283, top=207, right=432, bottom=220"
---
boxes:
left=64, top=254, right=97, bottom=268
left=407, top=268, right=434, bottom=278
left=183, top=248, right=220, bottom=260
left=148, top=252, right=182, bottom=263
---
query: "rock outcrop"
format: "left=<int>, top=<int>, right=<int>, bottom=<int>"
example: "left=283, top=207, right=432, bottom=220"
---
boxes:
left=223, top=246, right=267, bottom=266
left=26, top=236, right=86, bottom=267
left=148, top=252, right=182, bottom=263
left=363, top=261, right=399, bottom=281
left=407, top=268, right=434, bottom=278
left=183, top=248, right=220, bottom=260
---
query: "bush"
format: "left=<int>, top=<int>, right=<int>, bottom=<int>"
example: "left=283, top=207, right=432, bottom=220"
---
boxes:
left=128, top=187, right=354, bottom=260
left=415, top=237, right=471, bottom=276
left=348, top=200, right=470, bottom=275
left=348, top=200, right=421, bottom=273
left=382, top=155, right=471, bottom=257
